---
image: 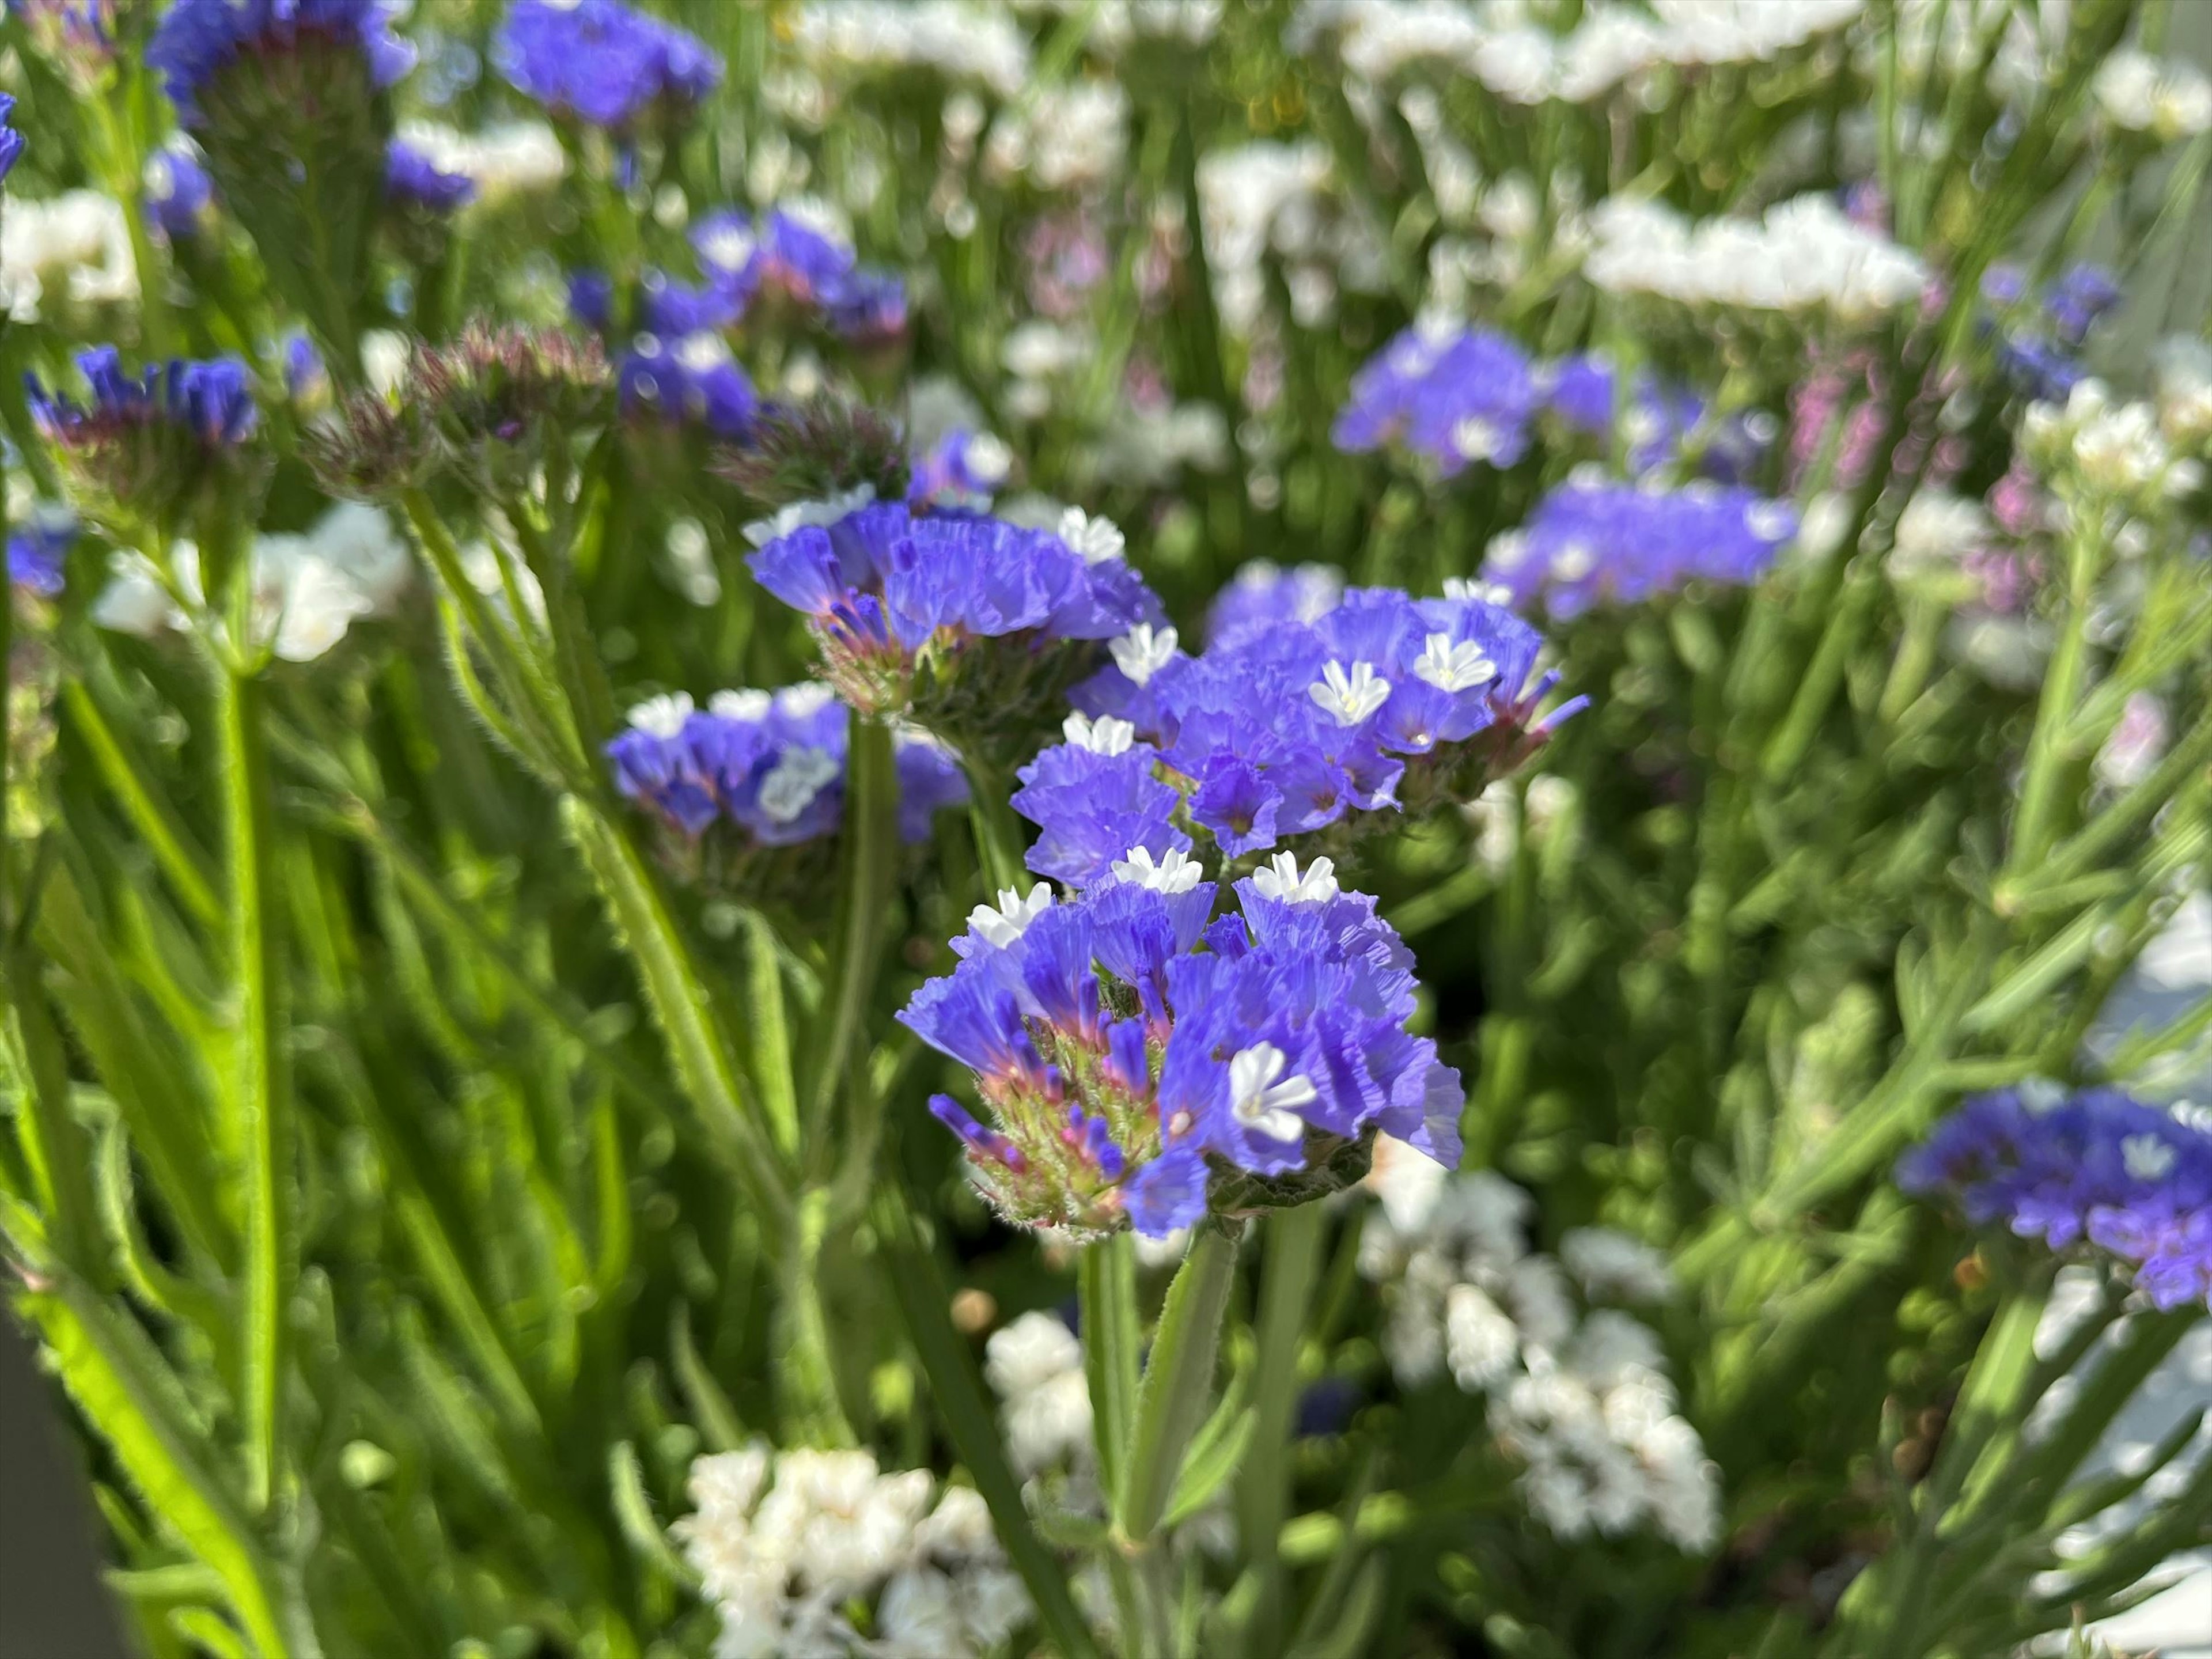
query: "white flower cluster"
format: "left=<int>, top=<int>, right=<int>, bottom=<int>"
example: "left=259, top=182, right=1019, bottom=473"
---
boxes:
left=984, top=79, right=1131, bottom=190
left=790, top=2, right=1034, bottom=99
left=93, top=503, right=411, bottom=664
left=679, top=1444, right=1030, bottom=1659
left=985, top=1310, right=1097, bottom=1479
left=2152, top=336, right=2212, bottom=451
left=1584, top=192, right=1926, bottom=324
left=1, top=191, right=138, bottom=321
left=1289, top=0, right=1861, bottom=103
left=2022, top=381, right=2206, bottom=509
left=1887, top=488, right=1995, bottom=592
left=1195, top=141, right=1388, bottom=333
left=2093, top=48, right=2212, bottom=144
left=1361, top=1141, right=1720, bottom=1551
left=1011, top=0, right=1222, bottom=51
left=393, top=119, right=567, bottom=206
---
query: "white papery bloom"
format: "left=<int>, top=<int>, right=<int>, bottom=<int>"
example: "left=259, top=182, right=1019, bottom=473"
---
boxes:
left=985, top=1312, right=1096, bottom=1477
left=1196, top=139, right=1336, bottom=332
left=986, top=79, right=1130, bottom=188
left=1889, top=489, right=1993, bottom=579
left=1109, top=623, right=1179, bottom=685
left=395, top=119, right=567, bottom=204
left=1, top=191, right=137, bottom=320
left=790, top=1, right=1032, bottom=96
left=967, top=882, right=1055, bottom=950
left=2027, top=380, right=2204, bottom=503
left=1228, top=1043, right=1319, bottom=1142
left=1056, top=507, right=1126, bottom=566
left=1112, top=844, right=1205, bottom=894
left=2151, top=336, right=2212, bottom=447
left=1412, top=632, right=1498, bottom=693
left=2094, top=49, right=2212, bottom=142
left=1252, top=851, right=1340, bottom=906
left=1063, top=711, right=1137, bottom=755
left=1560, top=1229, right=1677, bottom=1305
left=1309, top=659, right=1392, bottom=725
left=741, top=483, right=878, bottom=550
left=1585, top=193, right=1925, bottom=323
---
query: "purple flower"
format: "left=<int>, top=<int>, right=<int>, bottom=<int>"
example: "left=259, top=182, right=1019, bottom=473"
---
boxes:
left=28, top=347, right=257, bottom=450
left=899, top=857, right=1461, bottom=1238
left=616, top=332, right=757, bottom=438
left=7, top=512, right=75, bottom=597
left=143, top=143, right=215, bottom=240
left=2046, top=264, right=2123, bottom=343
left=1486, top=480, right=1796, bottom=616
left=1334, top=324, right=1541, bottom=475
left=825, top=267, right=907, bottom=346
left=1206, top=560, right=1345, bottom=649
left=568, top=270, right=616, bottom=332
left=385, top=138, right=475, bottom=211
left=1902, top=1088, right=2212, bottom=1311
left=0, top=93, right=25, bottom=182
left=908, top=428, right=1012, bottom=511
left=149, top=0, right=415, bottom=125
left=495, top=0, right=720, bottom=129
left=639, top=270, right=743, bottom=336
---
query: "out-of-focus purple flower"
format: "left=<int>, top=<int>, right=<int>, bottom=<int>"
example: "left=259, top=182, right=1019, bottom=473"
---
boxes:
left=1484, top=479, right=1796, bottom=616
left=899, top=858, right=1463, bottom=1238
left=825, top=267, right=908, bottom=346
left=6, top=512, right=76, bottom=597
left=14, top=2, right=119, bottom=93
left=1206, top=560, right=1346, bottom=649
left=29, top=346, right=257, bottom=450
left=1334, top=324, right=1541, bottom=475
left=385, top=138, right=475, bottom=211
left=149, top=0, right=415, bottom=125
left=568, top=270, right=616, bottom=333
left=282, top=332, right=328, bottom=407
left=638, top=270, right=743, bottom=337
left=907, top=428, right=1013, bottom=511
left=1901, top=1088, right=2212, bottom=1311
left=143, top=142, right=215, bottom=240
left=2046, top=264, right=2123, bottom=343
left=616, top=332, right=757, bottom=438
left=0, top=93, right=26, bottom=182
left=494, top=0, right=720, bottom=129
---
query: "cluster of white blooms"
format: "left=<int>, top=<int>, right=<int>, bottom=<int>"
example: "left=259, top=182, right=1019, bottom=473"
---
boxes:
left=1887, top=488, right=1995, bottom=590
left=984, top=79, right=1130, bottom=190
left=1888, top=0, right=2069, bottom=107
left=93, top=503, right=411, bottom=665
left=2151, top=336, right=2212, bottom=451
left=1082, top=400, right=1231, bottom=488
left=393, top=119, right=567, bottom=206
left=1584, top=193, right=1926, bottom=323
left=984, top=1311, right=1096, bottom=1480
left=790, top=2, right=1033, bottom=99
left=2093, top=49, right=2212, bottom=144
left=1010, top=0, right=1222, bottom=51
left=2023, top=381, right=2206, bottom=509
left=679, top=1444, right=1030, bottom=1659
left=1289, top=0, right=1860, bottom=103
left=1194, top=141, right=1388, bottom=334
left=1, top=191, right=138, bottom=321
left=1361, top=1140, right=1720, bottom=1551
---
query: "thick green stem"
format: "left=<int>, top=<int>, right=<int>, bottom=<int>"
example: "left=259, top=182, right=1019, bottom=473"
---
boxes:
left=1079, top=1234, right=1142, bottom=1499
left=2004, top=510, right=2105, bottom=881
left=219, top=666, right=287, bottom=1516
left=1234, top=1204, right=1325, bottom=1654
left=960, top=752, right=1029, bottom=893
left=1115, top=1221, right=1243, bottom=1543
left=775, top=1188, right=854, bottom=1446
left=59, top=678, right=224, bottom=929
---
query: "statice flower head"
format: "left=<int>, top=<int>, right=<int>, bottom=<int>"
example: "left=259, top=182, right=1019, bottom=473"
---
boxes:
left=1485, top=476, right=1797, bottom=616
left=899, top=857, right=1464, bottom=1239
left=1334, top=321, right=1542, bottom=475
left=27, top=348, right=260, bottom=529
left=745, top=499, right=1163, bottom=756
left=384, top=139, right=475, bottom=213
left=1988, top=263, right=2126, bottom=402
left=1206, top=559, right=1346, bottom=648
left=0, top=93, right=22, bottom=183
left=495, top=0, right=721, bottom=130
left=616, top=331, right=757, bottom=439
left=1025, top=584, right=1570, bottom=884
left=1538, top=352, right=1774, bottom=482
left=1901, top=1088, right=2212, bottom=1311
left=907, top=428, right=1013, bottom=512
left=7, top=510, right=77, bottom=599
left=148, top=0, right=414, bottom=125
left=605, top=684, right=967, bottom=882
left=142, top=142, right=216, bottom=241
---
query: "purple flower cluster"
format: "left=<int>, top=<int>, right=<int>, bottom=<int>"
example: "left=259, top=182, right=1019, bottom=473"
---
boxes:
left=606, top=684, right=967, bottom=849
left=615, top=331, right=757, bottom=438
left=28, top=347, right=257, bottom=452
left=1333, top=324, right=1542, bottom=474
left=494, top=0, right=719, bottom=130
left=0, top=93, right=24, bottom=181
left=385, top=139, right=474, bottom=212
left=1018, top=584, right=1564, bottom=885
left=6, top=513, right=75, bottom=598
left=1984, top=263, right=2124, bottom=403
left=1900, top=1089, right=2212, bottom=1311
left=1484, top=478, right=1797, bottom=616
left=907, top=429, right=1013, bottom=511
left=148, top=0, right=415, bottom=124
left=1540, top=353, right=1774, bottom=483
left=691, top=204, right=908, bottom=345
left=1205, top=560, right=1346, bottom=647
left=900, top=855, right=1464, bottom=1238
left=745, top=500, right=1161, bottom=725
left=143, top=143, right=215, bottom=241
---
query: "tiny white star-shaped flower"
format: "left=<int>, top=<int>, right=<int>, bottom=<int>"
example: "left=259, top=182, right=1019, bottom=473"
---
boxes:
left=1063, top=711, right=1135, bottom=755
left=709, top=688, right=772, bottom=722
left=1111, top=845, right=1203, bottom=894
left=1110, top=623, right=1179, bottom=686
left=1250, top=851, right=1338, bottom=905
left=1228, top=1044, right=1317, bottom=1143
left=2122, top=1132, right=2177, bottom=1181
left=627, top=692, right=694, bottom=738
left=1443, top=576, right=1516, bottom=605
left=1308, top=659, right=1391, bottom=726
left=1057, top=507, right=1126, bottom=565
left=967, top=882, right=1054, bottom=950
left=757, top=746, right=840, bottom=823
left=1412, top=631, right=1498, bottom=694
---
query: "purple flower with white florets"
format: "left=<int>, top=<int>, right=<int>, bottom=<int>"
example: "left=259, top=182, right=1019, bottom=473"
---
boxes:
left=385, top=138, right=475, bottom=212
left=908, top=428, right=1013, bottom=512
left=689, top=202, right=907, bottom=342
left=495, top=0, right=720, bottom=130
left=0, top=93, right=21, bottom=182
left=745, top=498, right=1164, bottom=743
left=7, top=510, right=77, bottom=598
left=1539, top=353, right=1775, bottom=483
left=899, top=850, right=1464, bottom=1238
left=1484, top=476, right=1796, bottom=617
left=1206, top=560, right=1346, bottom=649
left=1900, top=1088, right=2212, bottom=1311
left=605, top=683, right=967, bottom=851
left=1022, top=584, right=1574, bottom=884
left=26, top=348, right=259, bottom=525
left=148, top=0, right=415, bottom=126
left=616, top=332, right=757, bottom=438
left=143, top=143, right=215, bottom=240
left=1334, top=323, right=1543, bottom=475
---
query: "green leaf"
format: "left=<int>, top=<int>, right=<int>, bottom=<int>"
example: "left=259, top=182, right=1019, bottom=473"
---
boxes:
left=608, top=1441, right=700, bottom=1592
left=1161, top=1405, right=1255, bottom=1532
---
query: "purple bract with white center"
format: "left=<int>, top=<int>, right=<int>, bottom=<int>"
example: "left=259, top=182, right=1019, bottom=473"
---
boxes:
left=495, top=0, right=720, bottom=130
left=149, top=0, right=415, bottom=124
left=385, top=139, right=475, bottom=211
left=1333, top=323, right=1542, bottom=475
left=899, top=857, right=1464, bottom=1238
left=1485, top=479, right=1796, bottom=616
left=143, top=143, right=215, bottom=240
left=605, top=683, right=967, bottom=849
left=1900, top=1088, right=2212, bottom=1311
left=1022, top=583, right=1574, bottom=884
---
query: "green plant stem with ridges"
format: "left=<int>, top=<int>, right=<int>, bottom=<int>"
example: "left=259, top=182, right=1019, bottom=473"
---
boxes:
left=1080, top=1233, right=1142, bottom=1500
left=1234, top=1203, right=1325, bottom=1656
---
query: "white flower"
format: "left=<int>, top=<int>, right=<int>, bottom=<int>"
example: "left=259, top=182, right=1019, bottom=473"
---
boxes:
left=757, top=746, right=841, bottom=823
left=1411, top=631, right=1498, bottom=693
left=1063, top=711, right=1136, bottom=755
left=741, top=483, right=878, bottom=548
left=1889, top=489, right=1991, bottom=579
left=1442, top=575, right=1515, bottom=605
left=775, top=681, right=840, bottom=718
left=987, top=78, right=1130, bottom=188
left=1560, top=1229, right=1676, bottom=1305
left=1109, top=623, right=1179, bottom=685
left=266, top=548, right=378, bottom=664
left=1444, top=1282, right=1521, bottom=1388
left=967, top=882, right=1054, bottom=949
left=1585, top=192, right=1924, bottom=324
left=1, top=191, right=137, bottom=320
left=984, top=1312, right=1094, bottom=1476
left=396, top=119, right=566, bottom=204
left=1365, top=1133, right=1450, bottom=1234
left=1111, top=844, right=1204, bottom=893
left=2094, top=48, right=2212, bottom=142
left=2122, top=1132, right=2177, bottom=1181
left=627, top=692, right=695, bottom=738
left=1251, top=851, right=1340, bottom=906
left=1228, top=1043, right=1318, bottom=1142
left=791, top=0, right=1033, bottom=97
left=711, top=688, right=775, bottom=722
left=1309, top=658, right=1391, bottom=725
left=1057, top=506, right=1127, bottom=565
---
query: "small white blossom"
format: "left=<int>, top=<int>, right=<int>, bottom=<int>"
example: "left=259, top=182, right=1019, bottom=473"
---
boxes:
left=1560, top=1229, right=1676, bottom=1305
left=1442, top=575, right=1516, bottom=605
left=627, top=692, right=695, bottom=739
left=1228, top=1043, right=1318, bottom=1142
left=1309, top=658, right=1392, bottom=726
left=396, top=119, right=566, bottom=204
left=2094, top=49, right=2212, bottom=143
left=1111, top=845, right=1204, bottom=893
left=1109, top=623, right=1179, bottom=685
left=2122, top=1132, right=2178, bottom=1181
left=1412, top=631, right=1498, bottom=693
left=984, top=1312, right=1094, bottom=1476
left=742, top=484, right=878, bottom=549
left=710, top=688, right=775, bottom=722
left=1251, top=851, right=1340, bottom=906
left=1, top=191, right=137, bottom=320
left=967, top=882, right=1055, bottom=950
left=1056, top=506, right=1127, bottom=565
left=1063, top=711, right=1136, bottom=755
left=757, top=747, right=840, bottom=823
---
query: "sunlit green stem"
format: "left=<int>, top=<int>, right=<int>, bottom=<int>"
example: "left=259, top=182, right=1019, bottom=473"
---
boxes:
left=1116, top=1221, right=1243, bottom=1541
left=1235, top=1205, right=1325, bottom=1654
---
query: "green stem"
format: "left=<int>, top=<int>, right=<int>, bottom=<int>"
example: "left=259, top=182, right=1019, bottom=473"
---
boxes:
left=775, top=1188, right=854, bottom=1446
left=2004, top=509, right=2106, bottom=882
left=1234, top=1205, right=1325, bottom=1654
left=59, top=677, right=224, bottom=929
left=1079, top=1234, right=1142, bottom=1499
left=218, top=665, right=287, bottom=1516
left=1115, top=1221, right=1243, bottom=1544
left=960, top=751, right=1029, bottom=893
left=808, top=719, right=898, bottom=1143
